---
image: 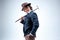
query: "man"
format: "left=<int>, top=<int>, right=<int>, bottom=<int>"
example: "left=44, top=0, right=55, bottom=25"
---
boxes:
left=20, top=2, right=39, bottom=40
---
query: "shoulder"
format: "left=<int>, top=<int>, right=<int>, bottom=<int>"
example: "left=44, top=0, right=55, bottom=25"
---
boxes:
left=30, top=11, right=37, bottom=17
left=24, top=15, right=27, bottom=17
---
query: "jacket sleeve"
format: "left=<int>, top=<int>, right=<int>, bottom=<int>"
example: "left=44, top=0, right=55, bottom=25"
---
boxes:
left=20, top=19, right=25, bottom=24
left=30, top=13, right=39, bottom=35
left=20, top=15, right=26, bottom=24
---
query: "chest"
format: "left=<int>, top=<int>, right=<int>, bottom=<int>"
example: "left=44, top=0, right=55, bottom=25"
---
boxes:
left=24, top=15, right=30, bottom=22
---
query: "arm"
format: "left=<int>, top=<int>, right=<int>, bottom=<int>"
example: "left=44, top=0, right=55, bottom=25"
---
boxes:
left=20, top=16, right=25, bottom=24
left=30, top=13, right=39, bottom=35
left=20, top=19, right=24, bottom=24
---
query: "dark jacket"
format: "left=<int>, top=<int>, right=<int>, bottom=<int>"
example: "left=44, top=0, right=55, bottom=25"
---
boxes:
left=20, top=11, right=39, bottom=37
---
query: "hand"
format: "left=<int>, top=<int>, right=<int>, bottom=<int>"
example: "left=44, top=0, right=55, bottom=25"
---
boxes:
left=20, top=16, right=24, bottom=20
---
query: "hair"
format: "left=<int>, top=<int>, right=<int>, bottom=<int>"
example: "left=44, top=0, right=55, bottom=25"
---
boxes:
left=29, top=5, right=33, bottom=10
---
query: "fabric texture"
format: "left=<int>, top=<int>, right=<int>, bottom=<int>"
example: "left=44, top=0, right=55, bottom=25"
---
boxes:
left=20, top=11, right=39, bottom=37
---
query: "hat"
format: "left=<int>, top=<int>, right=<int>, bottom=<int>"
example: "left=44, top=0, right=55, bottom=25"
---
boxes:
left=21, top=2, right=31, bottom=11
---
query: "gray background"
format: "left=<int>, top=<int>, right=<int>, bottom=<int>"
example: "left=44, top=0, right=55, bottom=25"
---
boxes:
left=0, top=0, right=60, bottom=40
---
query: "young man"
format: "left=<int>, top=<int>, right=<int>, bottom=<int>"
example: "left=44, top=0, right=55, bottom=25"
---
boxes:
left=20, top=2, right=39, bottom=40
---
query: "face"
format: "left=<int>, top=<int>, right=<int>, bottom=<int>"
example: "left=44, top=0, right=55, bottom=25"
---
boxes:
left=23, top=6, right=30, bottom=13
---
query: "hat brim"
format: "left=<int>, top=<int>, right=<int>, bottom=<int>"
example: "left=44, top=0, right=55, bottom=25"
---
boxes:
left=22, top=3, right=31, bottom=11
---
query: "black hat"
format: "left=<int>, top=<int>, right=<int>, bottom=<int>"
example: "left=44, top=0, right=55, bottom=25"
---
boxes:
left=21, top=2, right=31, bottom=11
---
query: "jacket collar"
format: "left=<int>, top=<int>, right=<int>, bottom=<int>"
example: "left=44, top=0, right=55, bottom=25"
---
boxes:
left=27, top=10, right=33, bottom=14
left=28, top=10, right=32, bottom=13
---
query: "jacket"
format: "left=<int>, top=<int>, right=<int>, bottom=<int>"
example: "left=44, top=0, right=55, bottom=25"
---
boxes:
left=20, top=11, right=39, bottom=37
